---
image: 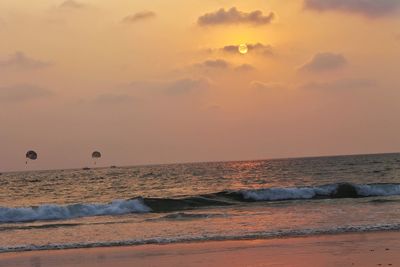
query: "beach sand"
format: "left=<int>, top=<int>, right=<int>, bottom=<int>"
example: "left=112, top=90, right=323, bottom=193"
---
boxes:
left=0, top=231, right=398, bottom=267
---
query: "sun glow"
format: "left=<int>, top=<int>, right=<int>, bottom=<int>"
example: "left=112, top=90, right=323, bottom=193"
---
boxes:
left=238, top=44, right=248, bottom=54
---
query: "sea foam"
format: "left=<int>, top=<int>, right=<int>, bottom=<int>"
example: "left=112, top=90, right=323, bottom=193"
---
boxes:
left=0, top=199, right=150, bottom=223
left=1, top=223, right=399, bottom=253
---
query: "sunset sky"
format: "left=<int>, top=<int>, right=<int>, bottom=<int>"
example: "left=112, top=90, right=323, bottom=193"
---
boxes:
left=1, top=0, right=400, bottom=171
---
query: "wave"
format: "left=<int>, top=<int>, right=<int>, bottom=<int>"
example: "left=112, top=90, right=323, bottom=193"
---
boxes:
left=0, top=199, right=150, bottom=223
left=1, top=183, right=399, bottom=223
left=235, top=183, right=400, bottom=201
left=1, top=223, right=400, bottom=253
left=141, top=183, right=400, bottom=212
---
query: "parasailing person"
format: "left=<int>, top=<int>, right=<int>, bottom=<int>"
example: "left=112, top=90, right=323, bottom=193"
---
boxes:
left=25, top=150, right=38, bottom=165
left=92, top=151, right=101, bottom=165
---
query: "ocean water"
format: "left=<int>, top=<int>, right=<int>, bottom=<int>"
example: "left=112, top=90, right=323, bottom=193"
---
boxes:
left=1, top=153, right=400, bottom=252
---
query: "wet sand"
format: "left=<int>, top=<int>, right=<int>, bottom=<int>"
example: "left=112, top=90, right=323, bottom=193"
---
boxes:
left=0, top=231, right=398, bottom=267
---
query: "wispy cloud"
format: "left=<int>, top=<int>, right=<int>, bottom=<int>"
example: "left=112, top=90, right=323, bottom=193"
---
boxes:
left=304, top=0, right=400, bottom=18
left=59, top=0, right=85, bottom=9
left=250, top=81, right=287, bottom=91
left=0, top=52, right=51, bottom=71
left=299, top=78, right=376, bottom=90
left=193, top=59, right=255, bottom=72
left=195, top=59, right=231, bottom=69
left=198, top=7, right=274, bottom=26
left=94, top=93, right=134, bottom=105
left=235, top=64, right=255, bottom=72
left=122, top=11, right=156, bottom=24
left=299, top=52, right=347, bottom=72
left=220, top=43, right=273, bottom=56
left=127, top=78, right=211, bottom=96
left=0, top=84, right=52, bottom=102
left=164, top=78, right=210, bottom=95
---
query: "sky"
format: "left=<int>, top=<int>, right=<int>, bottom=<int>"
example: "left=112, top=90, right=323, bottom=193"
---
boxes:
left=1, top=0, right=400, bottom=171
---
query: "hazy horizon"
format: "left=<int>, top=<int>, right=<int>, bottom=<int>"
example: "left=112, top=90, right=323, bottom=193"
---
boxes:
left=3, top=151, right=400, bottom=173
left=1, top=0, right=400, bottom=172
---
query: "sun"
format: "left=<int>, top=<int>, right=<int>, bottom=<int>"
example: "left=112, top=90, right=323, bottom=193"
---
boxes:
left=238, top=44, right=248, bottom=54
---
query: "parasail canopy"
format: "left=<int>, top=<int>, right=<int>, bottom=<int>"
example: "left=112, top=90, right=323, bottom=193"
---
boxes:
left=26, top=150, right=38, bottom=160
left=92, top=151, right=101, bottom=159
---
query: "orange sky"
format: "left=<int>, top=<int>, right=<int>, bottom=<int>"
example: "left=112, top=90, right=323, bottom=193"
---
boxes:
left=1, top=0, right=400, bottom=171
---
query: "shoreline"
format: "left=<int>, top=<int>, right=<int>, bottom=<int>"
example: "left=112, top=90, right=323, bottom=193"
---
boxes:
left=0, top=231, right=399, bottom=267
left=1, top=227, right=400, bottom=254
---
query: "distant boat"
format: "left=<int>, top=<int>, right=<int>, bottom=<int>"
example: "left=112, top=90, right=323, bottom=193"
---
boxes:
left=110, top=165, right=117, bottom=169
left=82, top=167, right=91, bottom=170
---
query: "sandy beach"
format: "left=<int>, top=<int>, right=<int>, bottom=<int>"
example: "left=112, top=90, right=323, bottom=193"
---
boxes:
left=0, top=231, right=398, bottom=267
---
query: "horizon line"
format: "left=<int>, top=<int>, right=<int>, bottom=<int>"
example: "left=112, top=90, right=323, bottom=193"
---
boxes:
left=2, top=150, right=399, bottom=174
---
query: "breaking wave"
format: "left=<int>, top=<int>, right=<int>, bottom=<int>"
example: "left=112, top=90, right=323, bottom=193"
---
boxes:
left=0, top=199, right=150, bottom=223
left=1, top=183, right=399, bottom=223
left=236, top=183, right=400, bottom=201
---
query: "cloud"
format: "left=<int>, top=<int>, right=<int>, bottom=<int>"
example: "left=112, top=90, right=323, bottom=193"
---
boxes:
left=127, top=78, right=211, bottom=96
left=299, top=78, right=376, bottom=90
left=91, top=78, right=209, bottom=105
left=122, top=11, right=156, bottom=23
left=197, top=7, right=274, bottom=26
left=0, top=52, right=51, bottom=71
left=304, top=0, right=400, bottom=17
left=250, top=81, right=286, bottom=90
left=59, top=0, right=85, bottom=9
left=207, top=104, right=222, bottom=111
left=221, top=43, right=273, bottom=56
left=164, top=78, right=210, bottom=95
left=235, top=64, right=255, bottom=72
left=94, top=93, right=134, bottom=104
left=192, top=59, right=255, bottom=72
left=299, top=52, right=347, bottom=72
left=196, top=59, right=230, bottom=69
left=0, top=84, right=52, bottom=102
left=192, top=59, right=255, bottom=73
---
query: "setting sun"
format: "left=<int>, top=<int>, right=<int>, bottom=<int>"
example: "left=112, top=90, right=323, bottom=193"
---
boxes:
left=238, top=44, right=248, bottom=54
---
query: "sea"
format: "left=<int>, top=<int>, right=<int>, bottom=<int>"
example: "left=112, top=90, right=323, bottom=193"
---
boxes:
left=0, top=153, right=400, bottom=253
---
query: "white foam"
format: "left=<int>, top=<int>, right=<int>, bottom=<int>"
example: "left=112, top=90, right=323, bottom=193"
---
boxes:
left=1, top=223, right=399, bottom=253
left=240, top=183, right=400, bottom=201
left=0, top=199, right=151, bottom=223
left=240, top=184, right=336, bottom=201
left=356, top=184, right=400, bottom=197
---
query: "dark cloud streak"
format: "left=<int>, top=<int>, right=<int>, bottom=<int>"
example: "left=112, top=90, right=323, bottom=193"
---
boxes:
left=0, top=84, right=52, bottom=102
left=198, top=7, right=274, bottom=26
left=196, top=59, right=230, bottom=69
left=59, top=0, right=85, bottom=9
left=299, top=78, right=376, bottom=90
left=94, top=94, right=134, bottom=105
left=222, top=43, right=273, bottom=56
left=126, top=78, right=211, bottom=96
left=0, top=52, right=51, bottom=71
left=193, top=59, right=255, bottom=72
left=304, top=0, right=400, bottom=17
left=122, top=11, right=156, bottom=23
left=299, top=52, right=347, bottom=72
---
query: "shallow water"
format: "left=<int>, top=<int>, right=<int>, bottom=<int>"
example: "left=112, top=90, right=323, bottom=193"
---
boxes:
left=1, top=153, right=400, bottom=252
